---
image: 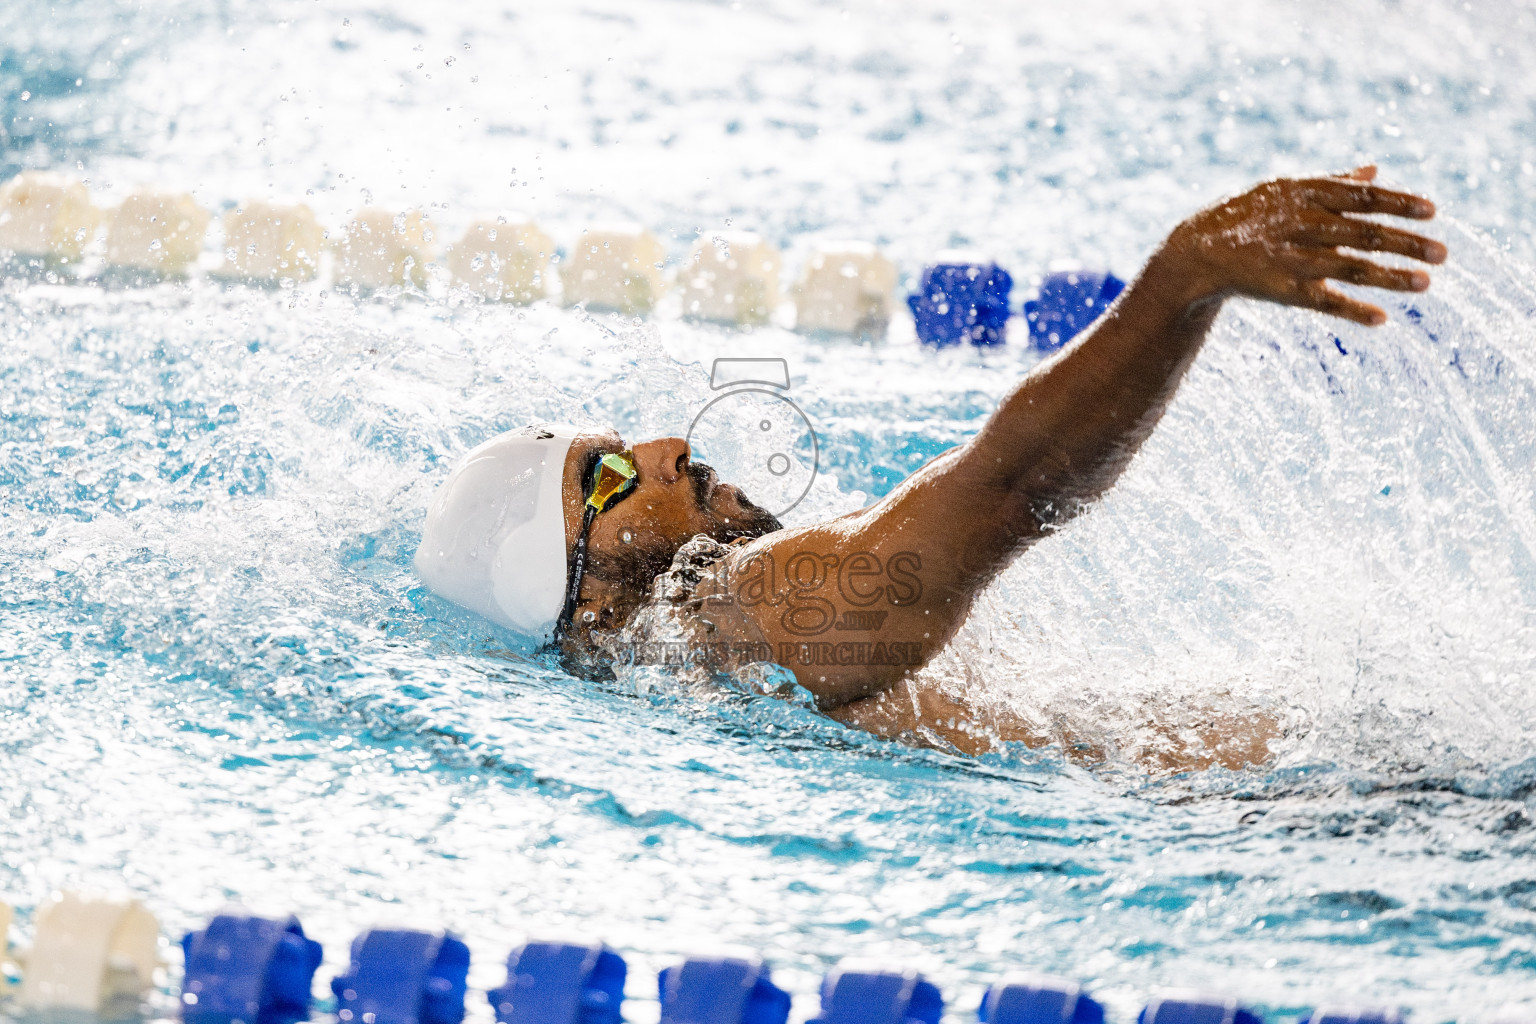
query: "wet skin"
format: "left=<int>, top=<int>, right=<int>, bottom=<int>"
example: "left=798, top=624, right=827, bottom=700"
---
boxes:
left=554, top=168, right=1447, bottom=767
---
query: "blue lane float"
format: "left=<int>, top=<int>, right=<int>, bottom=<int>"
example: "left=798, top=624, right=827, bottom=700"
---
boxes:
left=658, top=957, right=791, bottom=1024
left=1138, top=992, right=1265, bottom=1024
left=809, top=967, right=944, bottom=1024
left=180, top=914, right=323, bottom=1024
left=1024, top=269, right=1126, bottom=350
left=487, top=941, right=627, bottom=1024
left=1300, top=1008, right=1405, bottom=1024
left=908, top=257, right=1013, bottom=347
left=331, top=929, right=471, bottom=1024
left=979, top=976, right=1105, bottom=1024
left=4, top=902, right=1424, bottom=1024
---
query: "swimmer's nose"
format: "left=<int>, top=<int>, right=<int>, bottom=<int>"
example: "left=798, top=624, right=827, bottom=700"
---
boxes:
left=632, top=437, right=691, bottom=486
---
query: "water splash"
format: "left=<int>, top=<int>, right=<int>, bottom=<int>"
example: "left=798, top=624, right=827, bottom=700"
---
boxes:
left=921, top=220, right=1536, bottom=778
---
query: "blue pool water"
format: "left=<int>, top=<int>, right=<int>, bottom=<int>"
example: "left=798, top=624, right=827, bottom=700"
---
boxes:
left=3, top=1, right=1536, bottom=1021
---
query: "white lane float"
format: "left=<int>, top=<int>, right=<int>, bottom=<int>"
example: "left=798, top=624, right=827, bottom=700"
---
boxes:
left=15, top=892, right=159, bottom=1017
left=679, top=231, right=781, bottom=326
left=0, top=172, right=100, bottom=266
left=794, top=241, right=897, bottom=337
left=335, top=208, right=434, bottom=291
left=105, top=191, right=211, bottom=276
left=221, top=201, right=325, bottom=283
left=0, top=172, right=943, bottom=345
left=446, top=216, right=554, bottom=303
left=560, top=223, right=667, bottom=314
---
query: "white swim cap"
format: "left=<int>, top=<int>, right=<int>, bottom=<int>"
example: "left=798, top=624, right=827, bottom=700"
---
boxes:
left=414, top=423, right=584, bottom=637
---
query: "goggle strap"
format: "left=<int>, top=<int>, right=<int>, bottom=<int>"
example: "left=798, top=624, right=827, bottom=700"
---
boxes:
left=553, top=504, right=598, bottom=643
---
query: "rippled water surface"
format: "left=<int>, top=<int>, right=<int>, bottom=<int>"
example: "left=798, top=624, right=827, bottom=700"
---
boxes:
left=3, top=1, right=1536, bottom=1021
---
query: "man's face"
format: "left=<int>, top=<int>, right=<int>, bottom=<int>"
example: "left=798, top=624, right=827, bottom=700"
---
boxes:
left=560, top=430, right=782, bottom=591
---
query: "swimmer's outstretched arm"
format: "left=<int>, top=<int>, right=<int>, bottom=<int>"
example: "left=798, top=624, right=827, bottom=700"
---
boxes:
left=967, top=166, right=1444, bottom=529
left=717, top=167, right=1446, bottom=708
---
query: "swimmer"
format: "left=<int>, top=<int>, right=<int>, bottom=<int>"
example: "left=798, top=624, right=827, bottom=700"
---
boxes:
left=417, top=167, right=1446, bottom=770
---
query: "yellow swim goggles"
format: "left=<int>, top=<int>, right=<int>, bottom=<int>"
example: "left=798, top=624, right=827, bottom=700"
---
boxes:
left=585, top=451, right=639, bottom=513
left=554, top=450, right=638, bottom=640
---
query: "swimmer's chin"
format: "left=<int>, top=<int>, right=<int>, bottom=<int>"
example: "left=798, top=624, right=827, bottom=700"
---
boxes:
left=716, top=483, right=783, bottom=538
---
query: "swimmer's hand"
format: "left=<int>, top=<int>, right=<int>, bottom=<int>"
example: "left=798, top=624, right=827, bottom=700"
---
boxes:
left=1162, top=165, right=1446, bottom=326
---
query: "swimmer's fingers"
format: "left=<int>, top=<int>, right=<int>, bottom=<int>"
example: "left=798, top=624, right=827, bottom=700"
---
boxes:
left=1292, top=279, right=1387, bottom=326
left=1290, top=214, right=1448, bottom=264
left=1302, top=177, right=1438, bottom=220
left=1280, top=247, right=1431, bottom=293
